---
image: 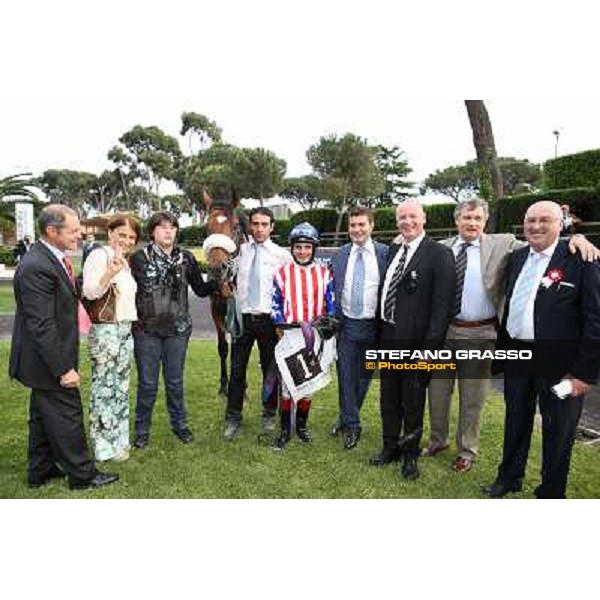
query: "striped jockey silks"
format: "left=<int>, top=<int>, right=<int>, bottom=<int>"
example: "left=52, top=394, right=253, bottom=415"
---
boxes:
left=272, top=262, right=336, bottom=324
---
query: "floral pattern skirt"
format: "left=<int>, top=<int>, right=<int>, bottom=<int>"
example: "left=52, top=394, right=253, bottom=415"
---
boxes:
left=88, top=322, right=134, bottom=461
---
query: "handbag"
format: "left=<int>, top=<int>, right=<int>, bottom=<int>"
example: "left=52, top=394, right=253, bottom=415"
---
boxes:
left=82, top=248, right=120, bottom=324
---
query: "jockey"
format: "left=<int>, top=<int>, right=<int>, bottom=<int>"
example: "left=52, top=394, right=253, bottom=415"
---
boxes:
left=271, top=222, right=336, bottom=449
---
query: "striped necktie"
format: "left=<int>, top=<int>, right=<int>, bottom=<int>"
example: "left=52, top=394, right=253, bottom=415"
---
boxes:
left=506, top=253, right=542, bottom=339
left=349, top=246, right=365, bottom=317
left=383, top=244, right=409, bottom=323
left=453, top=242, right=471, bottom=316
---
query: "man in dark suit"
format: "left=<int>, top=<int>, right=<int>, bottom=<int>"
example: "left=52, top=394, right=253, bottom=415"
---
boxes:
left=370, top=200, right=456, bottom=480
left=484, top=201, right=600, bottom=499
left=330, top=207, right=388, bottom=450
left=9, top=204, right=118, bottom=490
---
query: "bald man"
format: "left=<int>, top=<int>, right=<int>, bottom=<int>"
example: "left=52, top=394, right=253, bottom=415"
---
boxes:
left=484, top=201, right=600, bottom=499
left=370, top=201, right=456, bottom=480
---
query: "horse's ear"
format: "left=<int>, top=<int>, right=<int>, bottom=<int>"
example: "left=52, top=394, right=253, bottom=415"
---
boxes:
left=202, top=189, right=213, bottom=209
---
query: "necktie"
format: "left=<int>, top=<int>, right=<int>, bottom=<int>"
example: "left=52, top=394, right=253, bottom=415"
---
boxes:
left=248, top=243, right=262, bottom=308
left=63, top=255, right=92, bottom=334
left=453, top=242, right=472, bottom=316
left=506, top=254, right=541, bottom=339
left=349, top=246, right=365, bottom=317
left=63, top=255, right=76, bottom=287
left=383, top=244, right=409, bottom=323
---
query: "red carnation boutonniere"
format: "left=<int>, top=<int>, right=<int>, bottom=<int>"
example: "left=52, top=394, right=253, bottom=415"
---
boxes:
left=540, top=268, right=565, bottom=289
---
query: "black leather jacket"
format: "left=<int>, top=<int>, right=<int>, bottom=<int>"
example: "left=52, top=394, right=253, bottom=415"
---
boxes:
left=129, top=244, right=217, bottom=336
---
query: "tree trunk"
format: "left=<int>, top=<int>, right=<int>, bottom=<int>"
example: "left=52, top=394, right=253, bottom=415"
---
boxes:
left=465, top=100, right=504, bottom=231
left=334, top=196, right=347, bottom=245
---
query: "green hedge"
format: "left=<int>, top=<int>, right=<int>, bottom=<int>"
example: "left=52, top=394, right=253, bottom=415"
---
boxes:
left=496, top=186, right=600, bottom=233
left=178, top=224, right=207, bottom=246
left=291, top=204, right=457, bottom=235
left=544, top=150, right=600, bottom=189
left=273, top=218, right=293, bottom=243
left=290, top=209, right=348, bottom=233
left=0, top=246, right=17, bottom=267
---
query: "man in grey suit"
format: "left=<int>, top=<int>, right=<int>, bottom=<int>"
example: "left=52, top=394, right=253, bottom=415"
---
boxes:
left=427, top=198, right=598, bottom=473
left=330, top=207, right=388, bottom=449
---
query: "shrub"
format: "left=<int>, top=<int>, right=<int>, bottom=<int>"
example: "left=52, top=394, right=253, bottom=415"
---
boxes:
left=0, top=246, right=17, bottom=267
left=496, top=186, right=600, bottom=233
left=290, top=208, right=347, bottom=233
left=273, top=218, right=293, bottom=244
left=424, top=203, right=457, bottom=229
left=544, top=150, right=600, bottom=189
left=178, top=224, right=207, bottom=246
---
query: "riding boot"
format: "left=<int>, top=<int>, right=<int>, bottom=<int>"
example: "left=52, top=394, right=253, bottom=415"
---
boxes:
left=296, top=398, right=312, bottom=444
left=272, top=398, right=292, bottom=450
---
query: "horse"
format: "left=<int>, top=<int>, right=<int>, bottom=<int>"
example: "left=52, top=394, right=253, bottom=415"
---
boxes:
left=201, top=191, right=249, bottom=398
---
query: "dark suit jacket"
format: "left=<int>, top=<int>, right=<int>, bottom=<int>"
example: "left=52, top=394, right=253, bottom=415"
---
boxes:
left=498, top=240, right=600, bottom=384
left=331, top=240, right=388, bottom=321
left=381, top=236, right=456, bottom=348
left=9, top=241, right=80, bottom=390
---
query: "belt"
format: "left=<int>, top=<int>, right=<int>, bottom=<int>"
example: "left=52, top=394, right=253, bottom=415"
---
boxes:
left=243, top=313, right=271, bottom=322
left=451, top=317, right=497, bottom=328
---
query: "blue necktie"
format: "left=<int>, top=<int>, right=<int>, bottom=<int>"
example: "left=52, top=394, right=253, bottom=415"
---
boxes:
left=506, top=253, right=541, bottom=339
left=350, top=246, right=365, bottom=317
left=248, top=243, right=262, bottom=308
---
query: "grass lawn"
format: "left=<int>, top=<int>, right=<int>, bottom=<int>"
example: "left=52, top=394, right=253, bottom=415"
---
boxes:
left=0, top=284, right=15, bottom=315
left=1, top=339, right=599, bottom=498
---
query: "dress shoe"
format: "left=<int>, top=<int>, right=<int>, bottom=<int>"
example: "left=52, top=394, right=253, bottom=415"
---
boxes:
left=28, top=465, right=64, bottom=488
left=69, top=471, right=120, bottom=491
left=422, top=443, right=449, bottom=457
left=134, top=433, right=149, bottom=449
left=482, top=481, right=522, bottom=498
left=369, top=448, right=401, bottom=466
left=343, top=429, right=361, bottom=450
left=174, top=427, right=194, bottom=444
left=223, top=421, right=241, bottom=441
left=401, top=456, right=420, bottom=481
left=330, top=420, right=344, bottom=437
left=454, top=456, right=473, bottom=473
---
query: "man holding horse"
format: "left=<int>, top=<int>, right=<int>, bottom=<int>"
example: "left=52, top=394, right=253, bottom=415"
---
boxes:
left=223, top=207, right=292, bottom=440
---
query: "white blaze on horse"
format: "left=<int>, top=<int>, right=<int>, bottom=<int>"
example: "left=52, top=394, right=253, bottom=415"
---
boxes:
left=201, top=190, right=248, bottom=398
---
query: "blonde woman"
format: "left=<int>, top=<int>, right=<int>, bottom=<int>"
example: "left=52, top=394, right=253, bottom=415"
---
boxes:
left=83, top=215, right=140, bottom=462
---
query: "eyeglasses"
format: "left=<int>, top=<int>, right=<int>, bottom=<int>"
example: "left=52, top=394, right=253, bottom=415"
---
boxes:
left=524, top=217, right=560, bottom=225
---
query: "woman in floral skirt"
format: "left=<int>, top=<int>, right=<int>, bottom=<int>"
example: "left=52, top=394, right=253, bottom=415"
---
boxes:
left=83, top=214, right=141, bottom=462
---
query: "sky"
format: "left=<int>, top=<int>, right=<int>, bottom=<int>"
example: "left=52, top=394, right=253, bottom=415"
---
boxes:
left=2, top=1, right=598, bottom=194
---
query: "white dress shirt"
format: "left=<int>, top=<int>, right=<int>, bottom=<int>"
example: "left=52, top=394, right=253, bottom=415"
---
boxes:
left=82, top=246, right=138, bottom=322
left=508, top=238, right=559, bottom=340
left=380, top=232, right=425, bottom=321
left=453, top=236, right=496, bottom=321
left=236, top=238, right=292, bottom=314
left=341, top=239, right=380, bottom=319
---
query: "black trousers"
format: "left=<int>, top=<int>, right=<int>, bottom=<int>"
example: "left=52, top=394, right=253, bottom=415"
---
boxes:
left=497, top=374, right=583, bottom=499
left=380, top=374, right=429, bottom=458
left=226, top=314, right=279, bottom=423
left=29, top=388, right=96, bottom=486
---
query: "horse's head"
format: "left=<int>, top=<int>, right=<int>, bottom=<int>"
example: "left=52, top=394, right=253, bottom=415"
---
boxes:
left=202, top=189, right=247, bottom=280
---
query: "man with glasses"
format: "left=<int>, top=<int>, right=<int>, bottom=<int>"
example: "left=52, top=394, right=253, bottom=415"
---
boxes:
left=484, top=201, right=600, bottom=498
left=427, top=198, right=599, bottom=473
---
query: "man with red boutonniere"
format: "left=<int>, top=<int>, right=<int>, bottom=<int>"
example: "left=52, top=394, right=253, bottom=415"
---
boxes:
left=484, top=201, right=600, bottom=499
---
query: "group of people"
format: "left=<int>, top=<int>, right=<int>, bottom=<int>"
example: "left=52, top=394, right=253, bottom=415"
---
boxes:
left=9, top=198, right=600, bottom=498
left=10, top=207, right=221, bottom=490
